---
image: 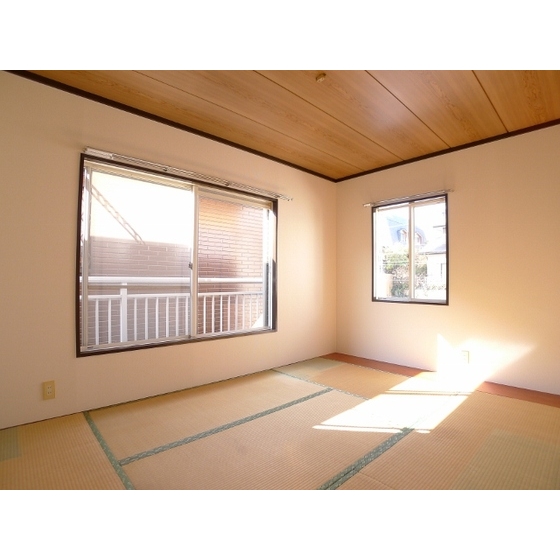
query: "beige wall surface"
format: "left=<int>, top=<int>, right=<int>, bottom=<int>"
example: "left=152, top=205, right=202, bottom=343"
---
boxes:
left=336, top=123, right=560, bottom=395
left=0, top=72, right=337, bottom=429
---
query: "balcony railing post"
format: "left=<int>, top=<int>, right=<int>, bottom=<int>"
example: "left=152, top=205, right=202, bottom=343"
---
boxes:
left=120, top=285, right=128, bottom=342
left=86, top=277, right=263, bottom=348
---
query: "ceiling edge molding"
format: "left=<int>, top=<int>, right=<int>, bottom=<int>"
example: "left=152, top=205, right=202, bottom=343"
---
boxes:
left=8, top=71, right=335, bottom=183
left=335, top=118, right=560, bottom=183
left=8, top=71, right=560, bottom=185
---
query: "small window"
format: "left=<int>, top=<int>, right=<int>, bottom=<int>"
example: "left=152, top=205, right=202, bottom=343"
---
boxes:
left=77, top=155, right=277, bottom=355
left=372, top=195, right=448, bottom=304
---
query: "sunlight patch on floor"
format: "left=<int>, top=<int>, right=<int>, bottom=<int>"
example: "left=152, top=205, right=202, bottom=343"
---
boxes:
left=314, top=369, right=485, bottom=434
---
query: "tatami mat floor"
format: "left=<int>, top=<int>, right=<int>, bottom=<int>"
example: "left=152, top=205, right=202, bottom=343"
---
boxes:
left=2, top=355, right=560, bottom=490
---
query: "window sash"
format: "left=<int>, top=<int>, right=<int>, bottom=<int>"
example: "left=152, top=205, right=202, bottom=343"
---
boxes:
left=78, top=156, right=276, bottom=355
left=372, top=195, right=448, bottom=304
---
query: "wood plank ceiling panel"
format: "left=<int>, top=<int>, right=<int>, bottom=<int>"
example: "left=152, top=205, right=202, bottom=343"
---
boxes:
left=258, top=70, right=450, bottom=161
left=21, top=70, right=560, bottom=181
left=368, top=70, right=508, bottom=146
left=474, top=70, right=560, bottom=131
left=30, top=70, right=362, bottom=179
left=139, top=70, right=402, bottom=173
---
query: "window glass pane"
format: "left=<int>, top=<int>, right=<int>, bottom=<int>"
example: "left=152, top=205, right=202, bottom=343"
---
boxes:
left=374, top=205, right=410, bottom=299
left=78, top=157, right=276, bottom=354
left=373, top=195, right=447, bottom=304
left=413, top=200, right=447, bottom=301
left=197, top=194, right=272, bottom=335
left=81, top=163, right=193, bottom=350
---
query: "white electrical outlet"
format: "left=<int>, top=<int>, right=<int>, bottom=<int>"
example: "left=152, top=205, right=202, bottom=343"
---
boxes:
left=43, top=380, right=55, bottom=400
left=460, top=350, right=470, bottom=365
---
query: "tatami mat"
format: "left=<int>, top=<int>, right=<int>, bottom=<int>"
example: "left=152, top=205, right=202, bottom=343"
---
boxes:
left=89, top=369, right=321, bottom=461
left=3, top=357, right=560, bottom=490
left=337, top=472, right=394, bottom=490
left=274, top=357, right=343, bottom=379
left=0, top=414, right=124, bottom=490
left=277, top=360, right=409, bottom=399
left=122, top=390, right=392, bottom=489
left=452, top=429, right=560, bottom=489
left=339, top=390, right=560, bottom=490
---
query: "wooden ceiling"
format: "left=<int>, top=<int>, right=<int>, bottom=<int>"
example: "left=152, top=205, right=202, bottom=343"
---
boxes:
left=23, top=70, right=560, bottom=181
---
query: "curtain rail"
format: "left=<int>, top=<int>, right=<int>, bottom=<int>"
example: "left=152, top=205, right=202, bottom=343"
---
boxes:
left=364, top=189, right=452, bottom=208
left=84, top=147, right=292, bottom=201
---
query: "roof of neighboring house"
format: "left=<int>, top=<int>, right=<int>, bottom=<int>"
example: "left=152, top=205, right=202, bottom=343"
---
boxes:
left=386, top=215, right=426, bottom=245
left=419, top=239, right=447, bottom=255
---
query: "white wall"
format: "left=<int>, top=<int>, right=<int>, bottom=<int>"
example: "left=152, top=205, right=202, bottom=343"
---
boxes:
left=0, top=72, right=337, bottom=429
left=4, top=70, right=559, bottom=430
left=337, top=123, right=560, bottom=395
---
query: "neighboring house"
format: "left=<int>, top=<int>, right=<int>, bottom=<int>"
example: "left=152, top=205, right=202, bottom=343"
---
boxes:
left=419, top=239, right=447, bottom=295
left=385, top=215, right=426, bottom=246
left=378, top=214, right=446, bottom=299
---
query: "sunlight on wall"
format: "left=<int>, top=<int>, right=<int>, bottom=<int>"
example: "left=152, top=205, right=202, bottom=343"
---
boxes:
left=314, top=335, right=534, bottom=435
left=436, top=334, right=534, bottom=384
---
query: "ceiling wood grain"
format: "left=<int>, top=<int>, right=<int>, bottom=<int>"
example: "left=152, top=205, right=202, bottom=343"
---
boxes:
left=22, top=70, right=560, bottom=181
left=368, top=70, right=508, bottom=145
left=258, top=70, right=449, bottom=160
left=474, top=70, right=560, bottom=131
left=138, top=70, right=400, bottom=171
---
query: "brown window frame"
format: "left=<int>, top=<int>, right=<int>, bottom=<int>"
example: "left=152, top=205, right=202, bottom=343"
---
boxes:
left=76, top=154, right=277, bottom=356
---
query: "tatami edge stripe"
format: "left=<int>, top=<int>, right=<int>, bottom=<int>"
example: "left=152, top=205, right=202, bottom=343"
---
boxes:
left=119, top=387, right=333, bottom=466
left=272, top=369, right=367, bottom=400
left=83, top=411, right=135, bottom=490
left=318, top=428, right=414, bottom=490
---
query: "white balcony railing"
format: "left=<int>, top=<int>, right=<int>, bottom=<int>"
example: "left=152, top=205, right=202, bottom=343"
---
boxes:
left=82, top=276, right=266, bottom=348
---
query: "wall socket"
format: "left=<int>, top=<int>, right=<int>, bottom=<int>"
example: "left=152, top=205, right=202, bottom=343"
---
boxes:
left=43, top=380, right=55, bottom=400
left=460, top=350, right=470, bottom=365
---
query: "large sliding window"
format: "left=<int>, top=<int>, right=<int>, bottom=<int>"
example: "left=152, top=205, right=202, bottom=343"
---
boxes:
left=78, top=154, right=276, bottom=355
left=372, top=194, right=448, bottom=304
